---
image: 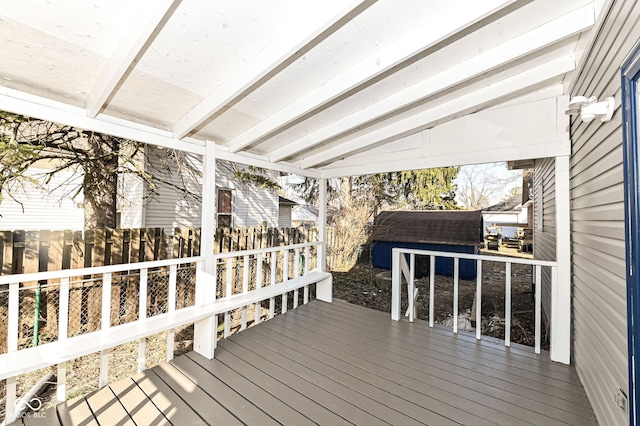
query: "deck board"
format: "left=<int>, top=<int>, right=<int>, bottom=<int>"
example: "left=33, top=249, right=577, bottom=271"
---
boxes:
left=34, top=299, right=597, bottom=426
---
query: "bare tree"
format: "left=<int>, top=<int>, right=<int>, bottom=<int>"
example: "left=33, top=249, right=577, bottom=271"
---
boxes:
left=0, top=112, right=277, bottom=230
left=455, top=163, right=521, bottom=209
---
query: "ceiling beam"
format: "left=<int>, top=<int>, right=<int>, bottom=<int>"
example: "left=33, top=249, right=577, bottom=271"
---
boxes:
left=0, top=86, right=206, bottom=155
left=299, top=53, right=576, bottom=169
left=226, top=0, right=521, bottom=153
left=214, top=148, right=322, bottom=178
left=85, top=0, right=180, bottom=118
left=320, top=139, right=571, bottom=178
left=171, top=0, right=377, bottom=140
left=269, top=5, right=594, bottom=162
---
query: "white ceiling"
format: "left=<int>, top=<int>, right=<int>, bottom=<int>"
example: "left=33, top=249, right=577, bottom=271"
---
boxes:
left=0, top=0, right=605, bottom=177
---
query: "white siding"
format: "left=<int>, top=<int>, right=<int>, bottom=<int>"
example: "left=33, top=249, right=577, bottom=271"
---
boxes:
left=143, top=148, right=203, bottom=233
left=567, top=1, right=637, bottom=424
left=0, top=167, right=84, bottom=230
left=139, top=147, right=279, bottom=233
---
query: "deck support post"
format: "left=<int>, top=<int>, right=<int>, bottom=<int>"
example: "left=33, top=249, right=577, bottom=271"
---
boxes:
left=316, top=178, right=332, bottom=301
left=194, top=143, right=218, bottom=359
left=318, top=178, right=328, bottom=273
left=552, top=154, right=571, bottom=364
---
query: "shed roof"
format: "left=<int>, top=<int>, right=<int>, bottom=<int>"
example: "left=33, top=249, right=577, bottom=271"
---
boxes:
left=371, top=210, right=483, bottom=246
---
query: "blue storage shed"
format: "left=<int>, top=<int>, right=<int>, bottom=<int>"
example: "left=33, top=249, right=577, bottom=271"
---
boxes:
left=370, top=210, right=483, bottom=279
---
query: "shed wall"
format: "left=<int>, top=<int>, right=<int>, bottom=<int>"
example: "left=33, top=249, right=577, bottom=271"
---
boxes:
left=567, top=1, right=634, bottom=423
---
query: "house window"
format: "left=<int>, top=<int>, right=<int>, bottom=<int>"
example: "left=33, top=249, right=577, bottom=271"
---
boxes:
left=218, top=189, right=232, bottom=227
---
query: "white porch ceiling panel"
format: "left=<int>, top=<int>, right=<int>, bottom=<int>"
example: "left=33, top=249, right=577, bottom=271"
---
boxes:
left=0, top=0, right=599, bottom=176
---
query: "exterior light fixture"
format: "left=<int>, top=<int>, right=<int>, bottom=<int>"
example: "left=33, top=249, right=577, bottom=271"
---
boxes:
left=565, top=95, right=615, bottom=123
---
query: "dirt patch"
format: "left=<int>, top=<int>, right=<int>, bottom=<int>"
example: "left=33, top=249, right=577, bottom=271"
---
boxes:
left=332, top=249, right=547, bottom=349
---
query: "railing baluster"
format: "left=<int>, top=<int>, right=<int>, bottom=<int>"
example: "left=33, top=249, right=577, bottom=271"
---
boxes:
left=255, top=253, right=263, bottom=325
left=168, top=264, right=177, bottom=312
left=5, top=376, right=16, bottom=423
left=226, top=258, right=233, bottom=297
left=138, top=268, right=148, bottom=372
left=57, top=362, right=66, bottom=403
left=293, top=248, right=301, bottom=309
left=409, top=253, right=416, bottom=322
left=535, top=265, right=542, bottom=354
left=429, top=255, right=435, bottom=328
left=304, top=246, right=310, bottom=304
left=167, top=264, right=177, bottom=361
left=283, top=249, right=289, bottom=281
left=271, top=251, right=277, bottom=286
left=224, top=311, right=231, bottom=338
left=391, top=249, right=401, bottom=321
left=8, top=283, right=18, bottom=352
left=99, top=349, right=109, bottom=388
left=505, top=262, right=512, bottom=347
left=102, top=272, right=112, bottom=329
left=241, top=255, right=249, bottom=330
left=59, top=277, right=70, bottom=341
left=294, top=248, right=301, bottom=278
left=57, top=277, right=71, bottom=403
left=476, top=260, right=482, bottom=340
left=453, top=258, right=459, bottom=334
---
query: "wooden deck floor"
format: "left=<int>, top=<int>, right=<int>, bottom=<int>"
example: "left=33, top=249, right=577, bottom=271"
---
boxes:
left=22, top=299, right=597, bottom=425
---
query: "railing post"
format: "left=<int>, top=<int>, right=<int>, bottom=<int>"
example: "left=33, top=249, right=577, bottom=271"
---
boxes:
left=5, top=285, right=17, bottom=425
left=138, top=268, right=148, bottom=372
left=535, top=265, right=542, bottom=354
left=194, top=142, right=217, bottom=359
left=475, top=260, right=482, bottom=340
left=552, top=154, right=571, bottom=364
left=453, top=258, right=459, bottom=334
left=505, top=262, right=512, bottom=347
left=391, top=248, right=401, bottom=321
left=429, top=255, right=435, bottom=327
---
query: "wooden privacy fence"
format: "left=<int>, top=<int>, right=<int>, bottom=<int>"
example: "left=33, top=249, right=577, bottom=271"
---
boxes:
left=0, top=226, right=319, bottom=353
left=0, top=226, right=319, bottom=276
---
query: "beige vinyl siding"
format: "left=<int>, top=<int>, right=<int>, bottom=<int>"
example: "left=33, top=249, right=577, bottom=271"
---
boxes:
left=232, top=184, right=279, bottom=228
left=143, top=149, right=203, bottom=234
left=140, top=147, right=279, bottom=232
left=568, top=1, right=637, bottom=424
left=0, top=167, right=84, bottom=230
left=533, top=157, right=555, bottom=335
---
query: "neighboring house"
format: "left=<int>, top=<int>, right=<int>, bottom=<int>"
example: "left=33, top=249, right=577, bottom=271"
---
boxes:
left=481, top=194, right=528, bottom=239
left=135, top=147, right=281, bottom=232
left=0, top=165, right=84, bottom=231
left=277, top=196, right=297, bottom=228
left=0, top=147, right=281, bottom=232
left=292, top=204, right=319, bottom=227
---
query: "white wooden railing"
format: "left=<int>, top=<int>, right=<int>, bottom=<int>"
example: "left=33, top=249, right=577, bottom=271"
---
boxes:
left=391, top=248, right=558, bottom=356
left=0, top=241, right=330, bottom=424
